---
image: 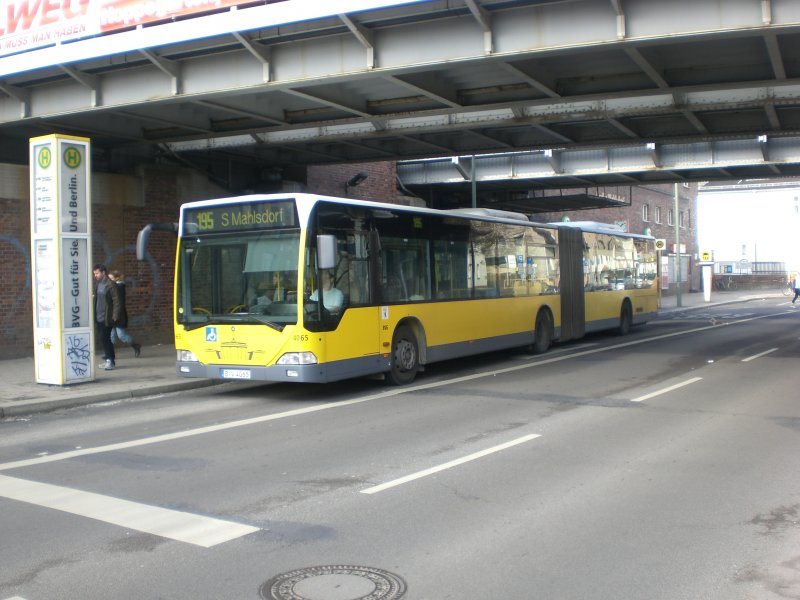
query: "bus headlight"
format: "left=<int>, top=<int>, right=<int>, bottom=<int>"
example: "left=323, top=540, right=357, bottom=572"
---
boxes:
left=177, top=349, right=199, bottom=362
left=277, top=352, right=318, bottom=365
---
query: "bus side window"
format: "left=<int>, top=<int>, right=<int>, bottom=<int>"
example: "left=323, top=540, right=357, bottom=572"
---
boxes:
left=434, top=239, right=469, bottom=299
left=381, top=237, right=430, bottom=302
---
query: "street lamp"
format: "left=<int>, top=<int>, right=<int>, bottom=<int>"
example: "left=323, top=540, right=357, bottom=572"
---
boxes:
left=345, top=172, right=368, bottom=195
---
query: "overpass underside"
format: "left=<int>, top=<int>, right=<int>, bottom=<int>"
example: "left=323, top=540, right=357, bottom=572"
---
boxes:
left=396, top=135, right=800, bottom=210
left=2, top=0, right=800, bottom=208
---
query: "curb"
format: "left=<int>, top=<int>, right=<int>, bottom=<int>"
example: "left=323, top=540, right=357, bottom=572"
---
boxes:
left=0, top=379, right=219, bottom=419
left=1, top=293, right=786, bottom=419
left=658, top=293, right=781, bottom=315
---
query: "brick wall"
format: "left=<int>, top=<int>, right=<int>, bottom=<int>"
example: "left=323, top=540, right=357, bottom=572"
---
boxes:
left=307, top=161, right=397, bottom=202
left=533, top=184, right=696, bottom=247
left=0, top=160, right=402, bottom=359
left=0, top=163, right=227, bottom=359
left=0, top=181, right=32, bottom=356
left=532, top=183, right=700, bottom=293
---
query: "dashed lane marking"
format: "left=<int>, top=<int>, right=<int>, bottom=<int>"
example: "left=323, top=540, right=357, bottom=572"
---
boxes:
left=741, top=347, right=779, bottom=362
left=0, top=308, right=791, bottom=475
left=361, top=434, right=541, bottom=494
left=630, top=377, right=703, bottom=403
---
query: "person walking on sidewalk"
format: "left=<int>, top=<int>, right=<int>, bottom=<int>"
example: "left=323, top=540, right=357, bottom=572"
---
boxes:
left=793, top=272, right=800, bottom=304
left=108, top=270, right=142, bottom=357
left=93, top=264, right=122, bottom=370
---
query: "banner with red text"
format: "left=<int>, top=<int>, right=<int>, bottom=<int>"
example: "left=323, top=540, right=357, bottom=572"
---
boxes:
left=1, top=0, right=274, bottom=57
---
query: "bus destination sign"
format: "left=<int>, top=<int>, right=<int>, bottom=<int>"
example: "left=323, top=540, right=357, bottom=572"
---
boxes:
left=184, top=201, right=297, bottom=234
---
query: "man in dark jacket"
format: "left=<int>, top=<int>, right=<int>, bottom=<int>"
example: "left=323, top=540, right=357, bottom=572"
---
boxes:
left=108, top=270, right=141, bottom=357
left=93, top=264, right=122, bottom=370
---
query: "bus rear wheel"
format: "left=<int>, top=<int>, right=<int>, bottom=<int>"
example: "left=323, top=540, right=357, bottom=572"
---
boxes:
left=529, top=309, right=553, bottom=354
left=617, top=301, right=632, bottom=336
left=386, top=325, right=419, bottom=386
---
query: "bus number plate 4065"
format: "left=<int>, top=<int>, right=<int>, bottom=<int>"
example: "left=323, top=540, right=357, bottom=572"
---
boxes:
left=221, top=368, right=252, bottom=379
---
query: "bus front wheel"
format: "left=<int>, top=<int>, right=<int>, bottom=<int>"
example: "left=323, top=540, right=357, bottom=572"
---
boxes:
left=386, top=325, right=419, bottom=386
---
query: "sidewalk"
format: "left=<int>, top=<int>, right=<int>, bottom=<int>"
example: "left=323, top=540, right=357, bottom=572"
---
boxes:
left=0, top=289, right=786, bottom=419
left=0, top=343, right=216, bottom=419
left=657, top=287, right=785, bottom=314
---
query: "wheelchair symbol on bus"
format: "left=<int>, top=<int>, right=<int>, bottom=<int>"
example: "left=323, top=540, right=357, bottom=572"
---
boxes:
left=206, top=327, right=217, bottom=342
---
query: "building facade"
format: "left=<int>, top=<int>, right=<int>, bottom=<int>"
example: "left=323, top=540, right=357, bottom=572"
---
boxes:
left=532, top=183, right=700, bottom=295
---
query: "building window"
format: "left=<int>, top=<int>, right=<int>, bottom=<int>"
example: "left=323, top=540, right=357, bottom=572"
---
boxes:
left=679, top=211, right=685, bottom=228
left=655, top=206, right=662, bottom=223
left=668, top=209, right=675, bottom=226
left=642, top=204, right=650, bottom=222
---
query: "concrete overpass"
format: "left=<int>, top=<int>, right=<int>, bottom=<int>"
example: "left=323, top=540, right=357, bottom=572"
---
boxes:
left=395, top=135, right=800, bottom=210
left=2, top=0, right=800, bottom=205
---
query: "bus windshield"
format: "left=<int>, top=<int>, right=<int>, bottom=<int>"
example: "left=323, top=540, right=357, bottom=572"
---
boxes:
left=176, top=230, right=300, bottom=329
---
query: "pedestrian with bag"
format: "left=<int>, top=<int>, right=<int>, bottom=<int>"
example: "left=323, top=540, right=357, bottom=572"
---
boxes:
left=108, top=270, right=142, bottom=357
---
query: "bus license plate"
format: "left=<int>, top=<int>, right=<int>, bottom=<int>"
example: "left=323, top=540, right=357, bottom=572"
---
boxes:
left=221, top=368, right=252, bottom=380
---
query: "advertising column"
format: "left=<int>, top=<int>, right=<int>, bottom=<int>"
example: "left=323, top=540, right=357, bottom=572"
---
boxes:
left=30, top=135, right=93, bottom=385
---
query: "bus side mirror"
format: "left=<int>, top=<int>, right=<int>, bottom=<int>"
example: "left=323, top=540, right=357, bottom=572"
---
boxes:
left=136, top=222, right=178, bottom=260
left=317, top=235, right=337, bottom=270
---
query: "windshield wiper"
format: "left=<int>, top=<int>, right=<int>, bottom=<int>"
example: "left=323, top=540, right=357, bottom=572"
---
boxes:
left=183, top=313, right=284, bottom=332
left=230, top=313, right=285, bottom=331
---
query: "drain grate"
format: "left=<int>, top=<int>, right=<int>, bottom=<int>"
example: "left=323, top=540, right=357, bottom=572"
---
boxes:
left=260, top=565, right=407, bottom=600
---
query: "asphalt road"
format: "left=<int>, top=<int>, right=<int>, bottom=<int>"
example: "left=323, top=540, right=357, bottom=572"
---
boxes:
left=1, top=297, right=799, bottom=600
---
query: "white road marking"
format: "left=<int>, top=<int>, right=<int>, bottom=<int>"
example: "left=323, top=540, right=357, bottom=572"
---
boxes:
left=0, top=474, right=258, bottom=547
left=741, top=347, right=779, bottom=362
left=0, top=309, right=789, bottom=474
left=630, top=377, right=703, bottom=403
left=0, top=396, right=401, bottom=472
left=0, top=307, right=787, bottom=550
left=360, top=433, right=541, bottom=494
left=520, top=342, right=598, bottom=359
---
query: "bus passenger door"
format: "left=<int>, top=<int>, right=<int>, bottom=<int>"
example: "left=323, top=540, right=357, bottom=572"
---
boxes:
left=307, top=223, right=382, bottom=376
left=333, top=231, right=381, bottom=364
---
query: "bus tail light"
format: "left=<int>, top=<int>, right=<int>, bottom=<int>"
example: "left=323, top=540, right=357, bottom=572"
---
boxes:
left=277, top=352, right=318, bottom=365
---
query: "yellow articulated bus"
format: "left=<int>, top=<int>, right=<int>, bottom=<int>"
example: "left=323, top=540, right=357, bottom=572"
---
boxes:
left=160, top=193, right=658, bottom=385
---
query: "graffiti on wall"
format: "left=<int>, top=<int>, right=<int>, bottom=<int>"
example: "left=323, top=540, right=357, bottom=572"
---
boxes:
left=0, top=234, right=31, bottom=337
left=0, top=233, right=163, bottom=342
left=65, top=332, right=91, bottom=377
left=97, top=238, right=161, bottom=328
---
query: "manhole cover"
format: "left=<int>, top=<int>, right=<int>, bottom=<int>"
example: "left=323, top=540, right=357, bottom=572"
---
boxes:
left=260, top=565, right=406, bottom=600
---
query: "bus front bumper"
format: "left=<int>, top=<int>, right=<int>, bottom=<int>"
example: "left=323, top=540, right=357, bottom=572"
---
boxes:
left=176, top=361, right=331, bottom=383
left=176, top=355, right=388, bottom=384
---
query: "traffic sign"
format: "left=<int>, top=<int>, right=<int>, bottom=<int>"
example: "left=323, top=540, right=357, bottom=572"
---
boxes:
left=655, top=239, right=666, bottom=251
left=700, top=250, right=713, bottom=262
